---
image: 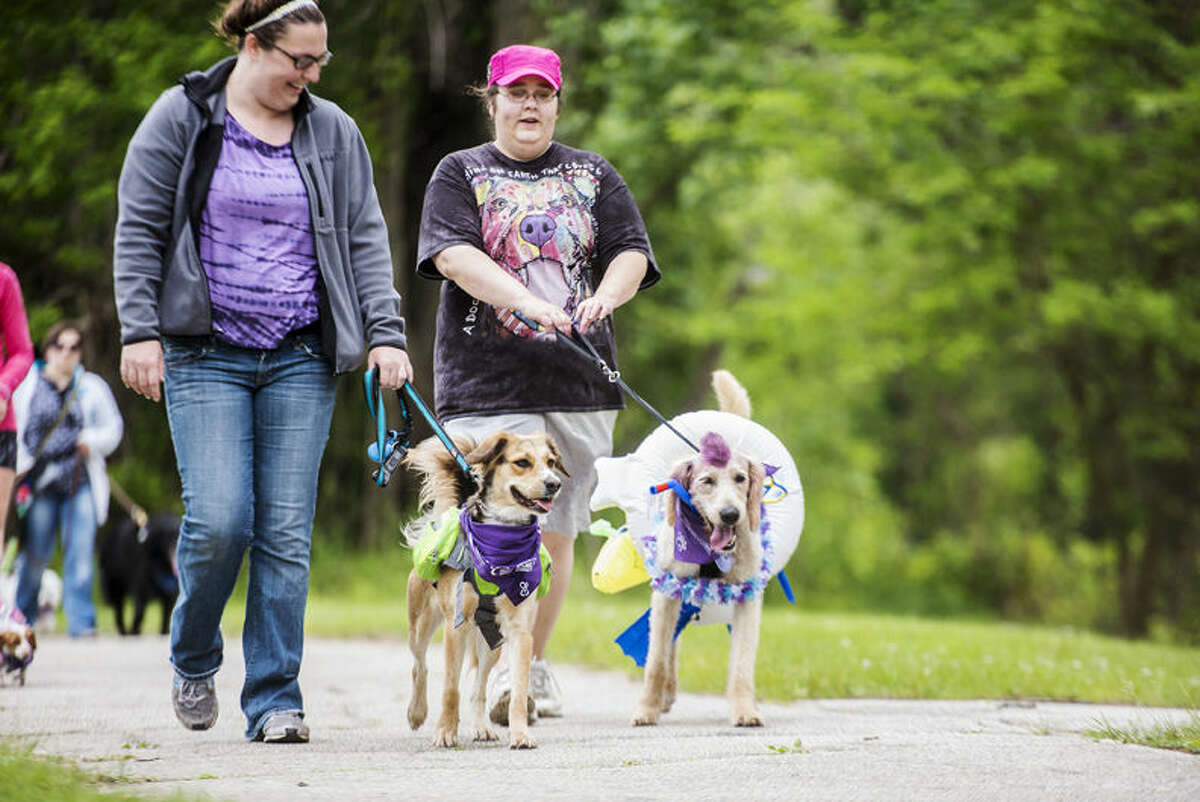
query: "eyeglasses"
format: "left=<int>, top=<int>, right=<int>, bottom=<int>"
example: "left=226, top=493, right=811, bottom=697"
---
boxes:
left=54, top=341, right=82, bottom=353
left=274, top=45, right=333, bottom=71
left=498, top=87, right=559, bottom=105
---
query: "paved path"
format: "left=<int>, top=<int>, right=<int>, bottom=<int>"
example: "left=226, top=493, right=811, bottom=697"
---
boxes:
left=1, top=634, right=1196, bottom=801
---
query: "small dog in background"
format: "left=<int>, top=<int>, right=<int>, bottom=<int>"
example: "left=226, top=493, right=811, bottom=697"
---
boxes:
left=0, top=601, right=36, bottom=686
left=633, top=370, right=769, bottom=728
left=99, top=514, right=179, bottom=636
left=404, top=431, right=567, bottom=750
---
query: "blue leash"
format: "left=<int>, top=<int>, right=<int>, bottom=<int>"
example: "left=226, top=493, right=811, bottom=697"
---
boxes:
left=363, top=369, right=411, bottom=487
left=362, top=368, right=474, bottom=490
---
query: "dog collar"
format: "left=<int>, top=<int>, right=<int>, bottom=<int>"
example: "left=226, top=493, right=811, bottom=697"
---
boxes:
left=641, top=505, right=774, bottom=607
left=460, top=509, right=544, bottom=606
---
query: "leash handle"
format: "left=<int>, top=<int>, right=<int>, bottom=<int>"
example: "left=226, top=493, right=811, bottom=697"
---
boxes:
left=362, top=368, right=409, bottom=487
left=509, top=310, right=700, bottom=453
left=363, top=369, right=475, bottom=491
left=399, top=381, right=475, bottom=488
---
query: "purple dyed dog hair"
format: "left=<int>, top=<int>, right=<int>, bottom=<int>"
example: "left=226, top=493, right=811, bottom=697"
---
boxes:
left=700, top=432, right=731, bottom=468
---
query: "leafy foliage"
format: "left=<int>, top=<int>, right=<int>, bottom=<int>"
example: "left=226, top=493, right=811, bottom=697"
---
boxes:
left=548, top=0, right=1200, bottom=638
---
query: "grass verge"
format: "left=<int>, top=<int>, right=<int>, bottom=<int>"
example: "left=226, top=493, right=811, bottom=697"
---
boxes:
left=0, top=741, right=194, bottom=802
left=1088, top=713, right=1200, bottom=754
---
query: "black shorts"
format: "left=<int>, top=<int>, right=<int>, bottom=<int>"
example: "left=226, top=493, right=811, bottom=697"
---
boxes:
left=0, top=430, right=15, bottom=470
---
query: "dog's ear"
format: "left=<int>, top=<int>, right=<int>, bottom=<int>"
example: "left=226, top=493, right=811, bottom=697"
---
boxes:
left=466, top=432, right=511, bottom=496
left=545, top=436, right=570, bottom=478
left=0, top=631, right=17, bottom=650
left=746, top=457, right=766, bottom=535
left=467, top=432, right=510, bottom=468
left=671, top=458, right=695, bottom=491
left=27, top=629, right=36, bottom=651
left=666, top=458, right=695, bottom=527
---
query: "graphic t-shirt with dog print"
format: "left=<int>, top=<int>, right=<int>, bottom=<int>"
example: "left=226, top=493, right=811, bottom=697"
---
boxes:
left=417, top=142, right=659, bottom=421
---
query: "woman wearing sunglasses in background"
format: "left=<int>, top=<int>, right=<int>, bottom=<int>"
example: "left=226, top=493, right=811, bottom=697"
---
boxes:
left=11, top=321, right=123, bottom=638
left=114, top=0, right=411, bottom=743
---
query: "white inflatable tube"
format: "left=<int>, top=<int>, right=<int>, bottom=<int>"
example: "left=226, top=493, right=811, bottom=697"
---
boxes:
left=591, top=410, right=804, bottom=624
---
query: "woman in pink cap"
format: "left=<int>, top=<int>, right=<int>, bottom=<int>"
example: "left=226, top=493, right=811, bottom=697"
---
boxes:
left=417, top=43, right=660, bottom=724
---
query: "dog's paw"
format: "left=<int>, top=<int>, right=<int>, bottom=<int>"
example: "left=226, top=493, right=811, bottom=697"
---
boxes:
left=407, top=700, right=428, bottom=731
left=732, top=710, right=764, bottom=727
left=508, top=731, right=537, bottom=750
left=472, top=724, right=499, bottom=743
left=433, top=727, right=459, bottom=748
left=631, top=708, right=660, bottom=727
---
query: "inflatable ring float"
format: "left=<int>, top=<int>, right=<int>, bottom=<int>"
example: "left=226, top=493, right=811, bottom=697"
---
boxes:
left=591, top=410, right=804, bottom=625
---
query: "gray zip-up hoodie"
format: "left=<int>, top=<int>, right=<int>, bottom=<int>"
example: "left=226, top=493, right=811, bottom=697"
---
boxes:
left=114, top=58, right=405, bottom=374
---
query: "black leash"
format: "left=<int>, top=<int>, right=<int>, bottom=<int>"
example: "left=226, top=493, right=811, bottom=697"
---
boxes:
left=363, top=368, right=476, bottom=490
left=510, top=310, right=700, bottom=453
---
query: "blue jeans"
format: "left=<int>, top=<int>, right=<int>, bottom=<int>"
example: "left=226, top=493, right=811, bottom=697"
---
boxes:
left=163, top=332, right=337, bottom=739
left=16, top=484, right=97, bottom=636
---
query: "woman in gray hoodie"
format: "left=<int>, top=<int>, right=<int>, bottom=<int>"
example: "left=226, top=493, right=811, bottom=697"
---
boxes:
left=113, top=0, right=411, bottom=744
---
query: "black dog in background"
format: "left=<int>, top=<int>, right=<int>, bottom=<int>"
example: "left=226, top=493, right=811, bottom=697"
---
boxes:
left=99, top=514, right=180, bottom=636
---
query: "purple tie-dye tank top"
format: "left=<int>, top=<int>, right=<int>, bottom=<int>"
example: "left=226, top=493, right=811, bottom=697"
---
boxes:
left=199, top=113, right=319, bottom=349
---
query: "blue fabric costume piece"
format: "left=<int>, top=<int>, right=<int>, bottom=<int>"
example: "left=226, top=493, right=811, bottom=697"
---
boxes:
left=614, top=602, right=702, bottom=668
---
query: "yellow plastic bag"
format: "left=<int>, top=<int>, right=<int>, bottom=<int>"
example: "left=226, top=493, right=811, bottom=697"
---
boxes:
left=589, top=520, right=649, bottom=594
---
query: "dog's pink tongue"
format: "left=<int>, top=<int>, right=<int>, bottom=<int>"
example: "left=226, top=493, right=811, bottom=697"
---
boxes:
left=534, top=498, right=554, bottom=513
left=710, top=526, right=734, bottom=552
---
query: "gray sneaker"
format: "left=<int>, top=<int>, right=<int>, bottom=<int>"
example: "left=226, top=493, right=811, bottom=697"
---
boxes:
left=172, top=675, right=218, bottom=731
left=256, top=711, right=310, bottom=743
left=530, top=657, right=563, bottom=717
left=486, top=664, right=537, bottom=726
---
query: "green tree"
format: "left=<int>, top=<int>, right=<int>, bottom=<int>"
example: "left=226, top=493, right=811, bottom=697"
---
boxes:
left=554, top=0, right=1200, bottom=637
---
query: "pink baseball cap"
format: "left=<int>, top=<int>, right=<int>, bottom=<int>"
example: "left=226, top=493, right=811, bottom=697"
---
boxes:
left=488, top=44, right=562, bottom=90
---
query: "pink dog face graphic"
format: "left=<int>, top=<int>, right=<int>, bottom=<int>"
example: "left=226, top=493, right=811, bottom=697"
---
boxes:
left=472, top=169, right=599, bottom=339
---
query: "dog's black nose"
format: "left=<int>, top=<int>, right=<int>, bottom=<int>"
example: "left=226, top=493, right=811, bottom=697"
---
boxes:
left=545, top=477, right=561, bottom=496
left=719, top=507, right=741, bottom=525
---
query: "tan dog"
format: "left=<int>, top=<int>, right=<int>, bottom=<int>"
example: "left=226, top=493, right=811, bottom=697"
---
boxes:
left=403, top=431, right=568, bottom=749
left=633, top=370, right=768, bottom=727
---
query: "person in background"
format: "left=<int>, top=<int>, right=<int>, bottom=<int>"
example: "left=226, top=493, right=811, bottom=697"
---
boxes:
left=0, top=263, right=35, bottom=566
left=12, top=321, right=123, bottom=637
left=114, top=0, right=411, bottom=743
left=416, top=44, right=659, bottom=722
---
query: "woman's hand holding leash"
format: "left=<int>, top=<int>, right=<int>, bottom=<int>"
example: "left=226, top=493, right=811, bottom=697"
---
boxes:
left=120, top=340, right=164, bottom=402
left=517, top=297, right=573, bottom=335
left=367, top=345, right=413, bottom=388
left=576, top=251, right=648, bottom=333
left=574, top=293, right=616, bottom=334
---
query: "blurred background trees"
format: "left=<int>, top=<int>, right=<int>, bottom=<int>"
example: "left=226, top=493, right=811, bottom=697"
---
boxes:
left=2, top=0, right=1196, bottom=641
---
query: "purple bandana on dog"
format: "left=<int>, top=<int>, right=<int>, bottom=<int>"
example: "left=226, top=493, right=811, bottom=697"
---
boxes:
left=673, top=498, right=734, bottom=573
left=460, top=509, right=543, bottom=605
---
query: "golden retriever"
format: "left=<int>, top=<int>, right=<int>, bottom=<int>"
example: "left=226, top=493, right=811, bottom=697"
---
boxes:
left=403, top=431, right=568, bottom=749
left=632, top=370, right=768, bottom=727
